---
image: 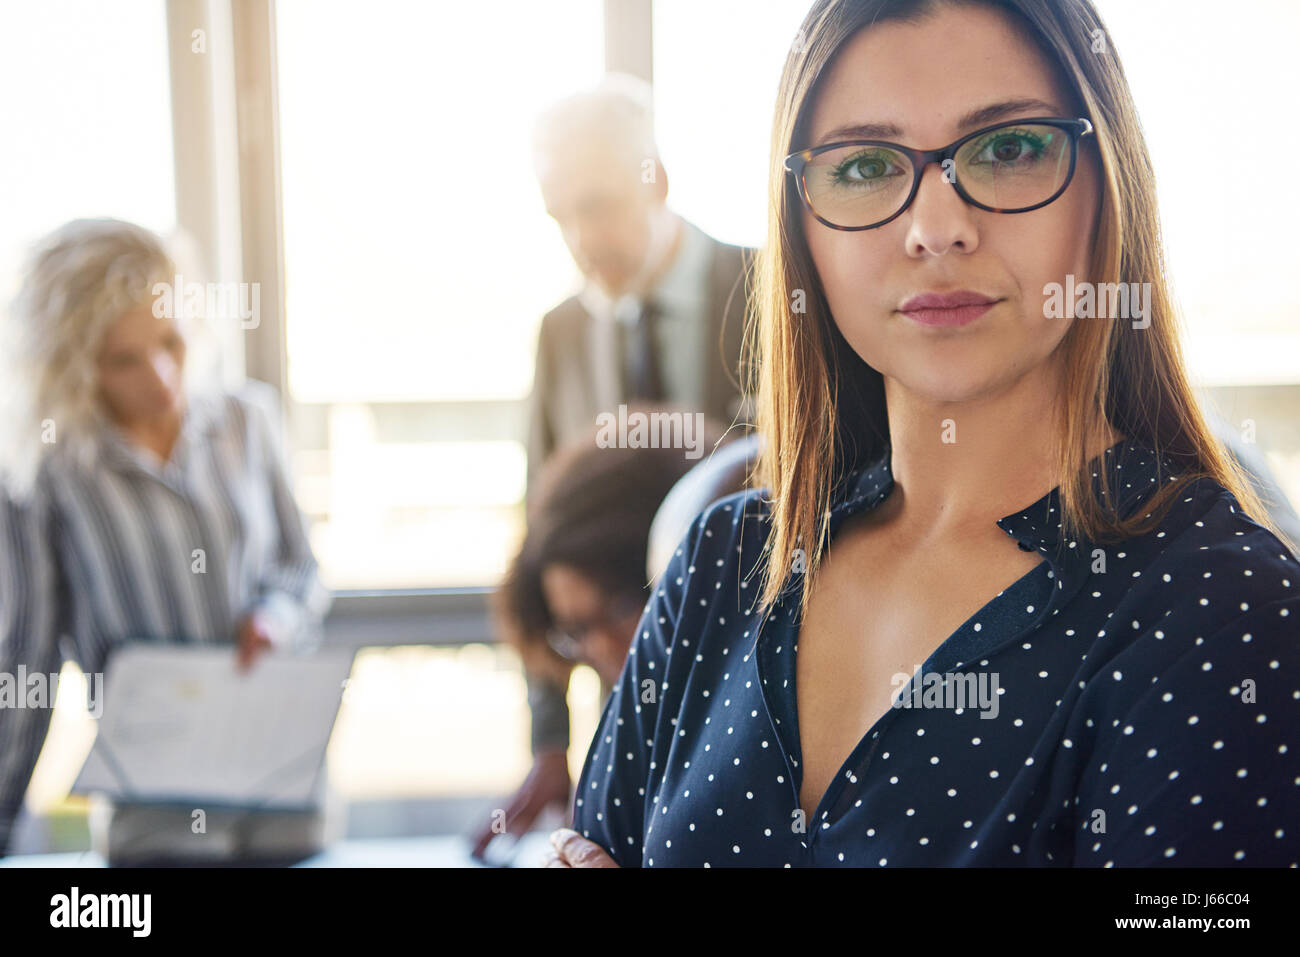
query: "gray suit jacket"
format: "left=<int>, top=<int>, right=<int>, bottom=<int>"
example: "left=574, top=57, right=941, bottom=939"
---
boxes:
left=525, top=232, right=755, bottom=493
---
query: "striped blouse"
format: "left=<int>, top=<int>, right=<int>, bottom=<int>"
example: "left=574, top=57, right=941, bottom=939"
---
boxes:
left=0, top=381, right=331, bottom=850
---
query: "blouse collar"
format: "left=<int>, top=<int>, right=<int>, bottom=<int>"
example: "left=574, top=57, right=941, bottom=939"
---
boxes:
left=90, top=390, right=224, bottom=478
left=824, top=437, right=1185, bottom=615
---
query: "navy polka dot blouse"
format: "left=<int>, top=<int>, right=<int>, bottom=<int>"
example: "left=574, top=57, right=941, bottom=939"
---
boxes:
left=572, top=438, right=1299, bottom=866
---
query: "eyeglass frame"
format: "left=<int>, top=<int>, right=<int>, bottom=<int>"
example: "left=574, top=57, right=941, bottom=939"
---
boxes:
left=545, top=590, right=648, bottom=662
left=784, top=116, right=1095, bottom=232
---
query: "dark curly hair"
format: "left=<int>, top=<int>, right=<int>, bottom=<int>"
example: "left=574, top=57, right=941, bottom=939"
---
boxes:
left=495, top=404, right=732, bottom=677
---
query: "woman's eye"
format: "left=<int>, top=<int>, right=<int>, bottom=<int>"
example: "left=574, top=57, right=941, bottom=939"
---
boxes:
left=973, top=132, right=1043, bottom=165
left=833, top=151, right=900, bottom=185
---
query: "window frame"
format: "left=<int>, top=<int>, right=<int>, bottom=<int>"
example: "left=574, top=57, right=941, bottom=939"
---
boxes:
left=167, top=0, right=652, bottom=637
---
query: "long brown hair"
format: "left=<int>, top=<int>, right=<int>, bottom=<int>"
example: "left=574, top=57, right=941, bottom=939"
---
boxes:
left=742, top=0, right=1291, bottom=622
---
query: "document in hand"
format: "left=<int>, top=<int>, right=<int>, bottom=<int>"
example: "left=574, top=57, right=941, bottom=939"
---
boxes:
left=72, top=643, right=356, bottom=810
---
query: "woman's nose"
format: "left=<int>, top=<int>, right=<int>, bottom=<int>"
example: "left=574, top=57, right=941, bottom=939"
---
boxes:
left=903, top=161, right=980, bottom=257
left=148, top=350, right=180, bottom=387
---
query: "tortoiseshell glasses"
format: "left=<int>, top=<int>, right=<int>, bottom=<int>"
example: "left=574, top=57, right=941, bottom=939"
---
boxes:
left=785, top=116, right=1094, bottom=230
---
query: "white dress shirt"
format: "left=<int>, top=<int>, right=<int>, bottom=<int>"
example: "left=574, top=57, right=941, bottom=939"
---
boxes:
left=576, top=211, right=714, bottom=410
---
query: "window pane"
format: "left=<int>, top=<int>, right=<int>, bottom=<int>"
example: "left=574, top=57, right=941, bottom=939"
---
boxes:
left=652, top=0, right=808, bottom=248
left=1092, top=1, right=1300, bottom=347
left=328, top=645, right=602, bottom=803
left=1090, top=0, right=1300, bottom=522
left=277, top=0, right=604, bottom=589
left=0, top=0, right=175, bottom=299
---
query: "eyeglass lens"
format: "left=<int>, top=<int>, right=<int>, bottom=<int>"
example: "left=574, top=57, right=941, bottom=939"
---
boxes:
left=550, top=592, right=645, bottom=658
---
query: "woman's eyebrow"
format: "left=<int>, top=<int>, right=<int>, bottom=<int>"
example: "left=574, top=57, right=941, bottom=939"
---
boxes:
left=813, top=97, right=1063, bottom=146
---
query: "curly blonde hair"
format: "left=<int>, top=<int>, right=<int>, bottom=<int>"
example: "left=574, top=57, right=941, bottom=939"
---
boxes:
left=1, top=218, right=185, bottom=498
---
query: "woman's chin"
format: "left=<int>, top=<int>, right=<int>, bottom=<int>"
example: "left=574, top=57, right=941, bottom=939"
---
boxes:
left=889, top=367, right=1004, bottom=407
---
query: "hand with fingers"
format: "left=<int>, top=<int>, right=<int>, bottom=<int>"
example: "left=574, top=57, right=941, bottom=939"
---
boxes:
left=469, top=749, right=572, bottom=862
left=234, top=611, right=275, bottom=672
left=542, top=828, right=620, bottom=868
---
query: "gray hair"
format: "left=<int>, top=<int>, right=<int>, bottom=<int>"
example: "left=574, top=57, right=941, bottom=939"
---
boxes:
left=0, top=218, right=180, bottom=498
left=531, top=71, right=661, bottom=176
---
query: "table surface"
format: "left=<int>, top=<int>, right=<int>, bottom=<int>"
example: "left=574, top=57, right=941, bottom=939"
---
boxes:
left=0, top=830, right=555, bottom=868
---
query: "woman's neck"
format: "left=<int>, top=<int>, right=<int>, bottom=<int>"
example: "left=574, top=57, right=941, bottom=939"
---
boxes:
left=118, top=404, right=186, bottom=464
left=880, top=359, right=1120, bottom=544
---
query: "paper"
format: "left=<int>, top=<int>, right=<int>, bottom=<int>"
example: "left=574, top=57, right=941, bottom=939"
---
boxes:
left=72, top=643, right=355, bottom=810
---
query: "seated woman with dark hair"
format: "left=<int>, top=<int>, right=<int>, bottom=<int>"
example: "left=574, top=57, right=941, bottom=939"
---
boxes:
left=469, top=408, right=749, bottom=859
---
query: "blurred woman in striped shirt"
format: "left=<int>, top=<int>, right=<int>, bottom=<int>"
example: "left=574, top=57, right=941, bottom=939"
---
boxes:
left=0, top=218, right=333, bottom=860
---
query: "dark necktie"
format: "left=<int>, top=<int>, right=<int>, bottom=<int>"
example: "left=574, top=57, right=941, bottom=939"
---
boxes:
left=622, top=297, right=664, bottom=402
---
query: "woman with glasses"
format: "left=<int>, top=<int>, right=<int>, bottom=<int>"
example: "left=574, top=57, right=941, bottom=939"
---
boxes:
left=546, top=0, right=1298, bottom=868
left=469, top=409, right=742, bottom=860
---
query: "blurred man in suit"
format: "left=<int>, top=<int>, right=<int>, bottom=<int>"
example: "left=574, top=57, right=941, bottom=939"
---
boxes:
left=525, top=72, right=753, bottom=484
left=470, top=73, right=753, bottom=859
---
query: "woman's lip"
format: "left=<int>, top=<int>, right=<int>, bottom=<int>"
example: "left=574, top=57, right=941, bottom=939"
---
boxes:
left=900, top=300, right=999, bottom=327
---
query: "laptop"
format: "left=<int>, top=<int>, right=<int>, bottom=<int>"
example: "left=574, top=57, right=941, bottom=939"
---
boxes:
left=73, top=642, right=356, bottom=812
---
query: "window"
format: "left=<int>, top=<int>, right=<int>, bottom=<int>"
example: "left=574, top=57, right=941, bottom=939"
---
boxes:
left=1092, top=1, right=1300, bottom=352
left=0, top=0, right=175, bottom=302
left=276, top=0, right=605, bottom=589
left=1092, top=0, right=1300, bottom=507
left=1, top=0, right=177, bottom=848
left=651, top=0, right=809, bottom=249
